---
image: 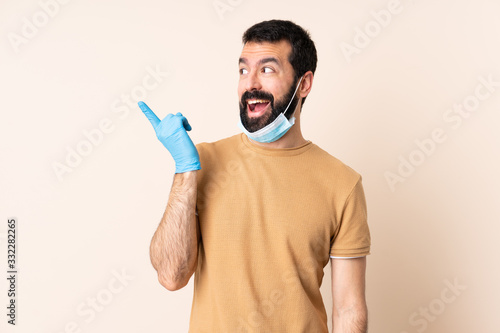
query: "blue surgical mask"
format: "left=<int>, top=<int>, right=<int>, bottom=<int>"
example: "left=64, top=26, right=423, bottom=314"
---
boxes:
left=238, top=76, right=304, bottom=143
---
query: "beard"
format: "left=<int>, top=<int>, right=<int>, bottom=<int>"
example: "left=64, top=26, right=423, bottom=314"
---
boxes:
left=239, top=77, right=300, bottom=133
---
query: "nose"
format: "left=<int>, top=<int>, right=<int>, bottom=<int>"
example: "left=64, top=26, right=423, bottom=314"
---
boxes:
left=245, top=70, right=262, bottom=91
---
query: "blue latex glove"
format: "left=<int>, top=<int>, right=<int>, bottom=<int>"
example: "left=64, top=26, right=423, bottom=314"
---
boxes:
left=138, top=101, right=201, bottom=173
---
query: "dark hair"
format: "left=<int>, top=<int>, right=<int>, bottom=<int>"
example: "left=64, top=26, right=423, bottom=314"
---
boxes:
left=242, top=19, right=317, bottom=105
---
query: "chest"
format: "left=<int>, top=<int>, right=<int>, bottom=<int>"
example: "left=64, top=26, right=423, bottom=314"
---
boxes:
left=196, top=157, right=336, bottom=263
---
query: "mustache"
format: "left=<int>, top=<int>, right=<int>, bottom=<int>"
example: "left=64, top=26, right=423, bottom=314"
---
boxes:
left=240, top=90, right=275, bottom=107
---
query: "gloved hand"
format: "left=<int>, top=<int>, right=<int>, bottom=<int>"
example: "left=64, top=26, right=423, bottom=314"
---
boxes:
left=138, top=101, right=201, bottom=173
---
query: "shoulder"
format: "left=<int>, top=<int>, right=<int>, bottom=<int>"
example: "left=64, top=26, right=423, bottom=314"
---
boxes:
left=307, top=143, right=362, bottom=186
left=195, top=134, right=244, bottom=171
left=196, top=133, right=242, bottom=155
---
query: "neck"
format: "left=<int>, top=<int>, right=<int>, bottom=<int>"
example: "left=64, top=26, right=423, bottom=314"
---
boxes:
left=247, top=107, right=308, bottom=149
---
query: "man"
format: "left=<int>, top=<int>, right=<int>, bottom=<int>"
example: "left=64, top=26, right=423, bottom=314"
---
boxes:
left=139, top=20, right=371, bottom=333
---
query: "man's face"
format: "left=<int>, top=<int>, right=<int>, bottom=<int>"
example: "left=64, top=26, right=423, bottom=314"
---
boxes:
left=238, top=40, right=300, bottom=132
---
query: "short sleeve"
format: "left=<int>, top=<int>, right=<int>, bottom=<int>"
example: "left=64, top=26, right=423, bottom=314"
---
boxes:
left=330, top=176, right=371, bottom=257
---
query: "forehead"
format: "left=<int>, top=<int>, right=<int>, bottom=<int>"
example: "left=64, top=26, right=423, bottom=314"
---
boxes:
left=239, top=40, right=292, bottom=66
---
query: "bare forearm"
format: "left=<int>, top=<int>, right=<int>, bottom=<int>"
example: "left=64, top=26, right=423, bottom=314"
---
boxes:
left=150, top=171, right=198, bottom=290
left=332, top=305, right=368, bottom=333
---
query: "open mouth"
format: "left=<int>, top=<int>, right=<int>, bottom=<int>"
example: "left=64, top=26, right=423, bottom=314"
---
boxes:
left=247, top=99, right=270, bottom=116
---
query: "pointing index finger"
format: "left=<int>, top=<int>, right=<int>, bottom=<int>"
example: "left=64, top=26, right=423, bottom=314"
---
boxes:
left=138, top=101, right=160, bottom=128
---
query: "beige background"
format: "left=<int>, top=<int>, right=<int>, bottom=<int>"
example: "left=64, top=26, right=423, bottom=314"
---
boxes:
left=1, top=0, right=499, bottom=332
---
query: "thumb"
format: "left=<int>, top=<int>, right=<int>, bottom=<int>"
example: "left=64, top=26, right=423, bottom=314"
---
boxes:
left=176, top=112, right=192, bottom=131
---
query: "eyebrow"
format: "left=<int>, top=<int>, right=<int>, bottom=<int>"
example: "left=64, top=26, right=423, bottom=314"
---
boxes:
left=238, top=57, right=281, bottom=67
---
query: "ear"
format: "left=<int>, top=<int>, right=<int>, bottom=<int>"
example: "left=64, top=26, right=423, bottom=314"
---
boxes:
left=298, top=71, right=314, bottom=99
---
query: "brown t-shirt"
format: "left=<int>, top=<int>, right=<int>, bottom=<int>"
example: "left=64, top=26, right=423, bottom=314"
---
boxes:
left=189, top=133, right=371, bottom=332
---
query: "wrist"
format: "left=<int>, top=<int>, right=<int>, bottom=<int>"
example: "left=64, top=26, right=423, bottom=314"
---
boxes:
left=175, top=161, right=201, bottom=174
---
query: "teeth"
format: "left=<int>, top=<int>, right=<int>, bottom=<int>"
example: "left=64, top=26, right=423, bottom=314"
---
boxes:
left=247, top=99, right=269, bottom=105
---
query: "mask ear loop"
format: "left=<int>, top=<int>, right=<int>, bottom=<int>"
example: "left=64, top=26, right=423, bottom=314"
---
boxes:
left=283, top=75, right=305, bottom=117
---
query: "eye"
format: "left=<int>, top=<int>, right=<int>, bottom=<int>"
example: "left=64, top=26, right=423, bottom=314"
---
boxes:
left=263, top=67, right=274, bottom=73
left=239, top=68, right=248, bottom=75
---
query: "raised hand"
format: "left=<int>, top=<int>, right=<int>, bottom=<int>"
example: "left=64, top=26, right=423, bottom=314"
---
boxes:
left=138, top=101, right=201, bottom=173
